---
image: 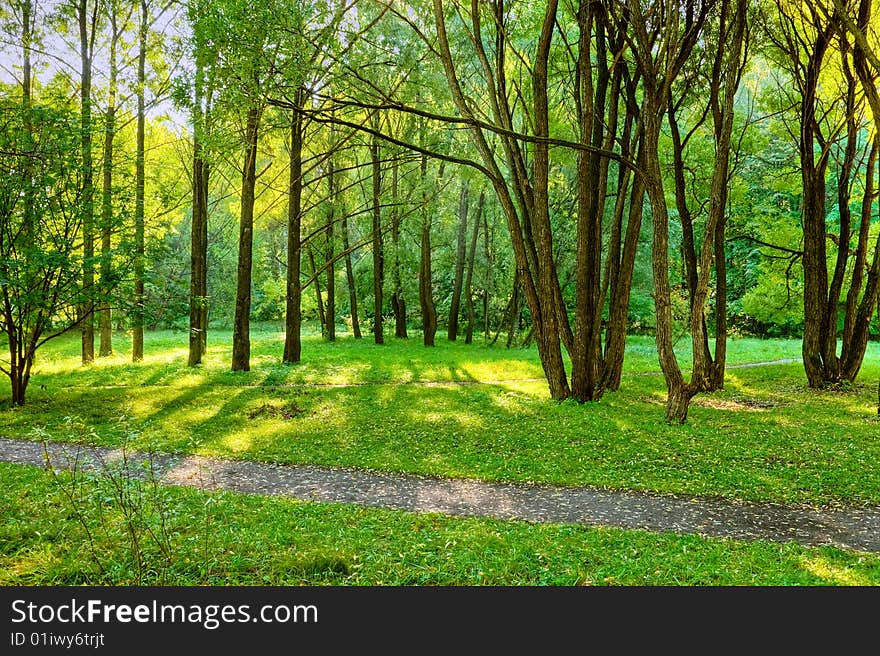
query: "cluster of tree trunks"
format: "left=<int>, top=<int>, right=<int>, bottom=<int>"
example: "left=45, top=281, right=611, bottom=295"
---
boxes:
left=772, top=0, right=880, bottom=389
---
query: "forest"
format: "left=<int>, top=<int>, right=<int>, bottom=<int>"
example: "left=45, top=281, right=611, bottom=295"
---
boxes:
left=1, top=0, right=880, bottom=588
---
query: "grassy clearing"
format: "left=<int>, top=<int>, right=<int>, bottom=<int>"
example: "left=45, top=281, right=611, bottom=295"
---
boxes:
left=2, top=462, right=879, bottom=586
left=2, top=329, right=878, bottom=585
left=2, top=329, right=877, bottom=506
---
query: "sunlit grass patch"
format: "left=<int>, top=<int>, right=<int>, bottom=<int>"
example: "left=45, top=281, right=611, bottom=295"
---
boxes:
left=1, top=329, right=879, bottom=506
left=2, top=462, right=880, bottom=586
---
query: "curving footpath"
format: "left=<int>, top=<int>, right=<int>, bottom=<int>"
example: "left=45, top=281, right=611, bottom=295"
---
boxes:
left=1, top=436, right=878, bottom=554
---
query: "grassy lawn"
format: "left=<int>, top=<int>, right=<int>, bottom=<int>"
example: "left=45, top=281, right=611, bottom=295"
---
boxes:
left=2, top=462, right=879, bottom=586
left=2, top=328, right=878, bottom=506
left=1, top=328, right=878, bottom=585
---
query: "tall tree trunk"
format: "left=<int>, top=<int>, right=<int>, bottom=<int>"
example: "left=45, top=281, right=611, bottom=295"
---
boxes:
left=530, top=0, right=571, bottom=400
left=341, top=212, right=361, bottom=339
left=644, top=109, right=691, bottom=423
left=283, top=99, right=304, bottom=363
left=840, top=0, right=880, bottom=381
left=419, top=154, right=437, bottom=346
left=448, top=180, right=469, bottom=341
left=841, top=138, right=880, bottom=380
left=99, top=7, right=122, bottom=358
left=325, top=165, right=336, bottom=341
left=796, top=18, right=835, bottom=388
left=79, top=0, right=95, bottom=365
left=483, top=203, right=491, bottom=338
left=601, top=120, right=645, bottom=392
left=390, top=155, right=407, bottom=337
left=232, top=105, right=260, bottom=372
left=571, top=2, right=610, bottom=403
left=626, top=0, right=715, bottom=423
left=132, top=0, right=147, bottom=362
left=465, top=190, right=485, bottom=344
left=370, top=132, right=384, bottom=344
left=433, top=0, right=572, bottom=399
left=188, top=62, right=209, bottom=367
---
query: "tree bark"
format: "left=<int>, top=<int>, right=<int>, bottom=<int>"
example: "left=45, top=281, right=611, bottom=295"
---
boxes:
left=419, top=155, right=438, bottom=346
left=231, top=105, right=260, bottom=371
left=448, top=180, right=469, bottom=340
left=841, top=138, right=880, bottom=380
left=390, top=154, right=407, bottom=337
left=79, top=0, right=95, bottom=365
left=308, top=246, right=326, bottom=335
left=571, top=2, right=610, bottom=402
left=341, top=212, right=361, bottom=339
left=325, top=155, right=336, bottom=341
left=188, top=61, right=209, bottom=367
left=627, top=0, right=714, bottom=422
left=370, top=132, right=384, bottom=344
left=132, top=0, right=147, bottom=362
left=505, top=269, right=521, bottom=349
left=284, top=99, right=304, bottom=363
left=432, top=0, right=570, bottom=399
left=483, top=204, right=491, bottom=339
left=99, top=6, right=122, bottom=358
left=465, top=190, right=484, bottom=344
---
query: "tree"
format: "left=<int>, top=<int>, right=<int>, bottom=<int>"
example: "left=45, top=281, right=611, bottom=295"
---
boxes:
left=418, top=152, right=438, bottom=346
left=657, top=0, right=750, bottom=414
left=186, top=0, right=214, bottom=367
left=447, top=179, right=468, bottom=340
left=464, top=188, right=484, bottom=344
left=97, top=0, right=133, bottom=358
left=621, top=0, right=734, bottom=423
left=769, top=0, right=880, bottom=387
left=76, top=0, right=99, bottom=365
left=0, top=99, right=91, bottom=404
left=370, top=127, right=384, bottom=344
left=283, top=92, right=305, bottom=362
left=390, top=152, right=407, bottom=337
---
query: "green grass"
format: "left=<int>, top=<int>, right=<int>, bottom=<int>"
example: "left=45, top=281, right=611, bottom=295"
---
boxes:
left=2, top=462, right=879, bottom=586
left=2, top=328, right=879, bottom=585
left=2, top=328, right=878, bottom=506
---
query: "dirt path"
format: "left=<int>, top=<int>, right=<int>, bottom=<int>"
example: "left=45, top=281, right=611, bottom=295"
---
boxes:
left=1, top=436, right=878, bottom=555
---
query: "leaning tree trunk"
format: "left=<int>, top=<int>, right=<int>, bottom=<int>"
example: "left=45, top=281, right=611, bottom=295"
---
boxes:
left=432, top=0, right=571, bottom=400
left=841, top=139, right=880, bottom=380
left=645, top=117, right=692, bottom=423
left=231, top=105, right=260, bottom=372
left=797, top=21, right=835, bottom=388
